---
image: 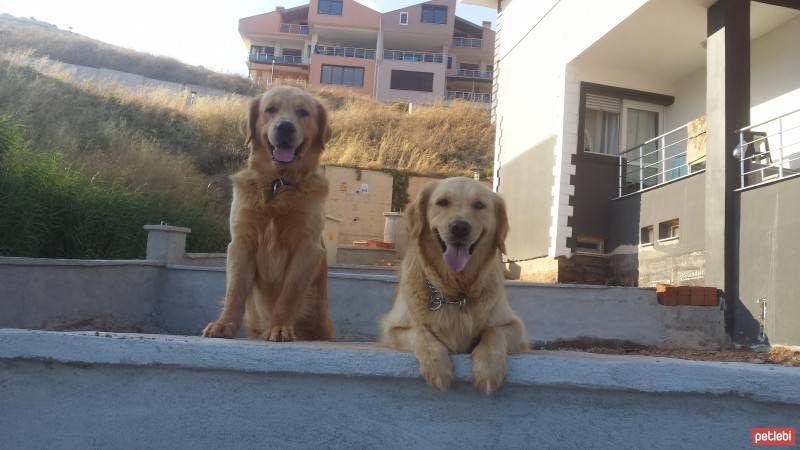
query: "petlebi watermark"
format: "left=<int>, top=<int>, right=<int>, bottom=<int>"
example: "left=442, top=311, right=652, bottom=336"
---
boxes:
left=751, top=428, right=795, bottom=446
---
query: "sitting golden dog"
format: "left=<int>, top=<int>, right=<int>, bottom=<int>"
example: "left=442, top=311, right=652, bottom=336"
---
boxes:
left=381, top=177, right=527, bottom=394
left=202, top=86, right=334, bottom=342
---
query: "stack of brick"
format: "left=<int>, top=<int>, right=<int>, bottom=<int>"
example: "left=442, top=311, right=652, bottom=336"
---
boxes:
left=351, top=239, right=396, bottom=249
left=656, top=284, right=718, bottom=306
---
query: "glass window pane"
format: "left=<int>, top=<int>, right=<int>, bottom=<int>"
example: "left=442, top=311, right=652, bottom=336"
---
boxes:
left=321, top=66, right=331, bottom=84
left=355, top=68, right=364, bottom=86
left=332, top=66, right=343, bottom=84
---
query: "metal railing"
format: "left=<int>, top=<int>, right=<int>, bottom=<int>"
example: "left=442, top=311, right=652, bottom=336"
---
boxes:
left=617, top=122, right=706, bottom=197
left=279, top=23, right=309, bottom=35
left=452, top=37, right=482, bottom=48
left=383, top=49, right=444, bottom=63
left=250, top=54, right=304, bottom=65
left=736, top=108, right=800, bottom=190
left=446, top=91, right=491, bottom=103
left=314, top=45, right=375, bottom=60
left=455, top=69, right=492, bottom=79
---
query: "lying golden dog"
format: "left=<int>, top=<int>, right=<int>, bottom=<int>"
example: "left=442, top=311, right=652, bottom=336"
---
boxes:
left=381, top=177, right=527, bottom=394
left=202, top=86, right=334, bottom=342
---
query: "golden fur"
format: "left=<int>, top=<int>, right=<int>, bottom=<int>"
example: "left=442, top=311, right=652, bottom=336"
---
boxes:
left=201, top=86, right=334, bottom=342
left=380, top=177, right=527, bottom=394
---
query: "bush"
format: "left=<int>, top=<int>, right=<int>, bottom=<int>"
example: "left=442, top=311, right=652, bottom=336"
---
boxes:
left=0, top=116, right=228, bottom=259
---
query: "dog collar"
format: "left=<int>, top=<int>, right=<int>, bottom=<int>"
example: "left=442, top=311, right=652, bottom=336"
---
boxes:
left=271, top=177, right=289, bottom=194
left=425, top=279, right=467, bottom=311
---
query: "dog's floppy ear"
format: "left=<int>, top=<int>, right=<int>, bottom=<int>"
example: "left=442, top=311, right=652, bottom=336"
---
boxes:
left=405, top=183, right=435, bottom=239
left=493, top=194, right=510, bottom=255
left=245, top=97, right=261, bottom=147
left=315, top=98, right=332, bottom=150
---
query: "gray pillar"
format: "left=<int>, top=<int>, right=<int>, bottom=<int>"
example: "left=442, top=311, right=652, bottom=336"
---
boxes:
left=705, top=0, right=749, bottom=339
left=143, top=225, right=191, bottom=263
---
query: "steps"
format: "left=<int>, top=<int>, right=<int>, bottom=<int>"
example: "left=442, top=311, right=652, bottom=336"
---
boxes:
left=1, top=329, right=798, bottom=449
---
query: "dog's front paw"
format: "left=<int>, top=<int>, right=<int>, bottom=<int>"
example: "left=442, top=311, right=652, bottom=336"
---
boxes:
left=266, top=324, right=296, bottom=342
left=472, top=345, right=507, bottom=395
left=418, top=352, right=453, bottom=391
left=201, top=320, right=239, bottom=338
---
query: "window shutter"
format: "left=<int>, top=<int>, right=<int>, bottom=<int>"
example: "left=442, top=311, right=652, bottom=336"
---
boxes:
left=586, top=94, right=621, bottom=113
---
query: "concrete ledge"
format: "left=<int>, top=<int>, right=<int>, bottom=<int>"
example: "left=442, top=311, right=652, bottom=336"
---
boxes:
left=1, top=329, right=798, bottom=405
left=0, top=256, right=164, bottom=267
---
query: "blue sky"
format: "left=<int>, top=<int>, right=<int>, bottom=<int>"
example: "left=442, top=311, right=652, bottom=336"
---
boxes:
left=0, top=0, right=495, bottom=76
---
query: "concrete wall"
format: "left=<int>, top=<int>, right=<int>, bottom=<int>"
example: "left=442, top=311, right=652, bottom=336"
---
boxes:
left=0, top=257, right=725, bottom=349
left=2, top=330, right=797, bottom=450
left=608, top=173, right=706, bottom=287
left=322, top=166, right=393, bottom=244
left=497, top=136, right=556, bottom=262
left=0, top=258, right=162, bottom=332
left=737, top=176, right=800, bottom=347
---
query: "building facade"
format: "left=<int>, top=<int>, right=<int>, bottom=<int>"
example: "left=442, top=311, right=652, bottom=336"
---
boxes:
left=238, top=0, right=495, bottom=105
left=465, top=0, right=800, bottom=347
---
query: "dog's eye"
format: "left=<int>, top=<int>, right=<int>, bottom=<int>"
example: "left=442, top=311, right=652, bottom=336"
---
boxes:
left=297, top=108, right=309, bottom=117
left=473, top=201, right=486, bottom=210
left=436, top=198, right=450, bottom=207
left=265, top=106, right=277, bottom=114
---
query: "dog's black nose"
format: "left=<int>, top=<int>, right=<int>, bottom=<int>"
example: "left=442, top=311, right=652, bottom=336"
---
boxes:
left=276, top=120, right=295, bottom=138
left=449, top=219, right=471, bottom=240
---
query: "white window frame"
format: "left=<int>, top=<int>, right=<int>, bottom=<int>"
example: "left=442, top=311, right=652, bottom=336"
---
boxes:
left=399, top=12, right=409, bottom=25
left=620, top=100, right=665, bottom=154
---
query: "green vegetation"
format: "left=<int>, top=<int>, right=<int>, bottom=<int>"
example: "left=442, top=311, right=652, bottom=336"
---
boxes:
left=0, top=14, right=257, bottom=95
left=0, top=116, right=228, bottom=258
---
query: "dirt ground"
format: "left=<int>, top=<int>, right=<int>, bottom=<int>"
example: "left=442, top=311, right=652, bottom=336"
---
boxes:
left=536, top=342, right=800, bottom=367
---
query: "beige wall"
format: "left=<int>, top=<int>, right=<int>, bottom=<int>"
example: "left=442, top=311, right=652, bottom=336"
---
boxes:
left=308, top=55, right=376, bottom=97
left=381, top=0, right=456, bottom=42
left=322, top=166, right=393, bottom=244
left=308, top=0, right=379, bottom=29
left=376, top=59, right=447, bottom=103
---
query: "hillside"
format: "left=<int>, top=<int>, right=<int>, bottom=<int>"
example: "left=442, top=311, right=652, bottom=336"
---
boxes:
left=0, top=13, right=256, bottom=95
left=0, top=51, right=494, bottom=257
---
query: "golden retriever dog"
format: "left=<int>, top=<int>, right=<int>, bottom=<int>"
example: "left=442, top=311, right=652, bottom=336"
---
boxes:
left=380, top=177, right=527, bottom=394
left=201, top=86, right=334, bottom=342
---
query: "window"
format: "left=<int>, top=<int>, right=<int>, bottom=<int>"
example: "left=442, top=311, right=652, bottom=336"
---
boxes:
left=318, top=0, right=343, bottom=15
left=486, top=64, right=493, bottom=73
left=459, top=63, right=479, bottom=71
left=583, top=94, right=621, bottom=155
left=658, top=219, right=679, bottom=241
left=576, top=236, right=604, bottom=254
left=640, top=226, right=654, bottom=246
left=447, top=57, right=452, bottom=70
left=399, top=12, right=409, bottom=25
left=421, top=5, right=447, bottom=24
left=390, top=70, right=434, bottom=92
left=321, top=65, right=364, bottom=87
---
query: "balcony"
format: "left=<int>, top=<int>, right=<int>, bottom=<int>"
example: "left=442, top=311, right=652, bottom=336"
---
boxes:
left=736, top=108, right=800, bottom=190
left=617, top=122, right=706, bottom=196
left=279, top=23, right=309, bottom=35
left=383, top=50, right=444, bottom=64
left=452, top=69, right=492, bottom=79
left=250, top=54, right=305, bottom=65
left=452, top=37, right=482, bottom=48
left=446, top=91, right=491, bottom=103
left=314, top=45, right=375, bottom=60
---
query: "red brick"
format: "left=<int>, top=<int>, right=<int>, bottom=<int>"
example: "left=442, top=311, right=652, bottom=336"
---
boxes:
left=690, top=287, right=706, bottom=306
left=662, top=294, right=679, bottom=306
left=704, top=287, right=718, bottom=306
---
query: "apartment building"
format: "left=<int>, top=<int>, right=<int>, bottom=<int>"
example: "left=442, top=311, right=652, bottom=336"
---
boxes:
left=238, top=0, right=495, bottom=105
left=465, top=0, right=800, bottom=346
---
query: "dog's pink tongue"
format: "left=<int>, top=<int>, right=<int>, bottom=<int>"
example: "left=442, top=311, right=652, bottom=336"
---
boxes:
left=443, top=244, right=471, bottom=273
left=272, top=146, right=295, bottom=163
